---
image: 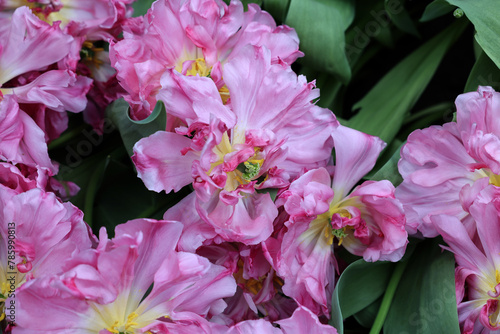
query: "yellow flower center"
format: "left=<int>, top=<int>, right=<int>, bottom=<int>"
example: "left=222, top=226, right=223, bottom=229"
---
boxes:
left=233, top=260, right=283, bottom=296
left=186, top=58, right=211, bottom=77
left=489, top=172, right=500, bottom=187
left=106, top=312, right=140, bottom=334
left=210, top=132, right=265, bottom=191
left=184, top=58, right=230, bottom=104
left=305, top=198, right=358, bottom=247
left=80, top=41, right=104, bottom=70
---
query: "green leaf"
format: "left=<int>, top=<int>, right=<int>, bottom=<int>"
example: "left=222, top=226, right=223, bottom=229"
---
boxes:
left=347, top=19, right=467, bottom=144
left=91, top=156, right=192, bottom=236
left=286, top=0, right=355, bottom=83
left=368, top=139, right=404, bottom=186
left=330, top=260, right=395, bottom=333
left=353, top=297, right=383, bottom=328
left=384, top=0, right=419, bottom=36
left=107, top=98, right=167, bottom=156
left=399, top=102, right=455, bottom=139
left=383, top=238, right=459, bottom=334
left=240, top=0, right=263, bottom=7
left=445, top=0, right=500, bottom=70
left=263, top=0, right=290, bottom=23
left=132, top=0, right=155, bottom=17
left=465, top=50, right=500, bottom=92
left=420, top=0, right=454, bottom=22
left=83, top=155, right=110, bottom=227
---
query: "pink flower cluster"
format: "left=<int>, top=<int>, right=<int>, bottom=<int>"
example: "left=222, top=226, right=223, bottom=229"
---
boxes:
left=4, top=0, right=500, bottom=332
left=397, top=86, right=500, bottom=333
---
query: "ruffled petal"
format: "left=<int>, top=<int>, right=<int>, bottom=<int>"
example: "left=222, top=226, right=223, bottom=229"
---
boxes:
left=132, top=131, right=199, bottom=193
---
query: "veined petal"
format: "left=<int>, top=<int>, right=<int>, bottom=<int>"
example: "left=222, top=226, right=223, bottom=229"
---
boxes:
left=282, top=167, right=333, bottom=220
left=470, top=188, right=500, bottom=272
left=431, top=215, right=489, bottom=274
left=346, top=180, right=407, bottom=262
left=276, top=106, right=337, bottom=176
left=114, top=218, right=183, bottom=313
left=6, top=70, right=91, bottom=112
left=163, top=192, right=218, bottom=253
left=277, top=218, right=335, bottom=317
left=0, top=7, right=72, bottom=84
left=132, top=131, right=199, bottom=193
left=456, top=86, right=500, bottom=173
left=138, top=251, right=236, bottom=320
left=158, top=68, right=236, bottom=127
left=396, top=123, right=478, bottom=236
left=0, top=96, right=56, bottom=173
left=276, top=306, right=338, bottom=334
left=330, top=125, right=386, bottom=200
left=196, top=190, right=277, bottom=245
left=223, top=45, right=317, bottom=132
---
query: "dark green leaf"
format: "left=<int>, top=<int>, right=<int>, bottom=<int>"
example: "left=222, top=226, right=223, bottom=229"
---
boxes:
left=368, top=139, right=404, bottom=186
left=445, top=0, right=500, bottom=69
left=107, top=98, right=167, bottom=156
left=91, top=157, right=192, bottom=236
left=240, top=0, right=262, bottom=7
left=399, top=102, right=455, bottom=139
left=56, top=138, right=125, bottom=222
left=384, top=239, right=459, bottom=334
left=465, top=50, right=500, bottom=92
left=330, top=260, right=395, bottom=333
left=132, top=0, right=155, bottom=17
left=353, top=297, right=382, bottom=328
left=420, top=0, right=454, bottom=22
left=286, top=0, right=355, bottom=83
left=347, top=19, right=467, bottom=144
left=263, top=0, right=290, bottom=23
left=384, top=0, right=419, bottom=36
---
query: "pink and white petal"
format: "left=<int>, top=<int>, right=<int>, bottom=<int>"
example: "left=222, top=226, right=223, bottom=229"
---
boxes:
left=331, top=125, right=386, bottom=200
left=282, top=167, right=333, bottom=220
left=398, top=123, right=476, bottom=187
left=196, top=190, right=277, bottom=245
left=226, top=319, right=281, bottom=334
left=7, top=70, right=91, bottom=112
left=346, top=180, right=408, bottom=262
left=0, top=7, right=73, bottom=84
left=147, top=0, right=197, bottom=64
left=228, top=4, right=302, bottom=65
left=224, top=46, right=317, bottom=132
left=132, top=131, right=199, bottom=193
left=142, top=313, right=227, bottom=334
left=276, top=106, right=337, bottom=176
left=456, top=86, right=500, bottom=148
left=469, top=196, right=500, bottom=269
left=278, top=219, right=335, bottom=316
left=14, top=275, right=95, bottom=333
left=464, top=131, right=500, bottom=175
left=431, top=215, right=489, bottom=273
left=396, top=123, right=478, bottom=236
left=22, top=103, right=68, bottom=142
left=2, top=189, right=92, bottom=276
left=276, top=306, right=338, bottom=334
left=114, top=218, right=183, bottom=302
left=158, top=69, right=235, bottom=127
left=138, top=251, right=236, bottom=320
left=163, top=192, right=218, bottom=253
left=0, top=96, right=56, bottom=173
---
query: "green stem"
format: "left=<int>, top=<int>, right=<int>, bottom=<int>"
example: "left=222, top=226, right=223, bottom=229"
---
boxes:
left=369, top=260, right=409, bottom=334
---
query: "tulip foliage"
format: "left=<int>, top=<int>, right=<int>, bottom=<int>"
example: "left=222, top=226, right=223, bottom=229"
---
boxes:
left=0, top=0, right=500, bottom=333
